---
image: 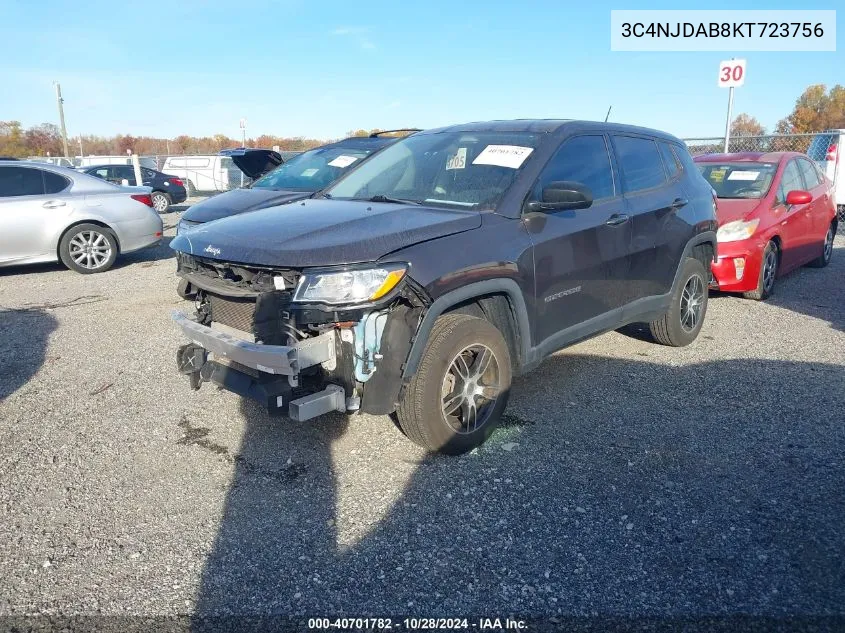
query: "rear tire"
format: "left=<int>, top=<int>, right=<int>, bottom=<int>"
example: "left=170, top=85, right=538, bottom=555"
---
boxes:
left=185, top=180, right=197, bottom=196
left=394, top=314, right=511, bottom=455
left=743, top=240, right=778, bottom=300
left=808, top=222, right=835, bottom=268
left=151, top=191, right=171, bottom=213
left=649, top=257, right=709, bottom=347
left=59, top=224, right=119, bottom=274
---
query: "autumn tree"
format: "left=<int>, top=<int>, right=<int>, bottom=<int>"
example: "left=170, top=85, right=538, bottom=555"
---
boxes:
left=0, top=121, right=27, bottom=157
left=776, top=84, right=845, bottom=133
left=730, top=113, right=765, bottom=137
left=24, top=123, right=63, bottom=156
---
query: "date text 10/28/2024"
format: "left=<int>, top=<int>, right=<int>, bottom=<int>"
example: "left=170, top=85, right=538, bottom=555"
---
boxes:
left=308, top=617, right=528, bottom=630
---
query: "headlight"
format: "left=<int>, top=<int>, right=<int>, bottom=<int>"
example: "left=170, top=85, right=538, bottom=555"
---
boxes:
left=293, top=265, right=407, bottom=304
left=717, top=219, right=759, bottom=243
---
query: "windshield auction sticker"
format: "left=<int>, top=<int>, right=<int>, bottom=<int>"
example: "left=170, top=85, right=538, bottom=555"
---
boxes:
left=327, top=155, right=359, bottom=168
left=472, top=145, right=534, bottom=169
left=610, top=10, right=836, bottom=51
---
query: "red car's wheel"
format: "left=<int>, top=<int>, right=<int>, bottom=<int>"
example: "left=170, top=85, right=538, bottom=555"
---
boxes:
left=743, top=241, right=778, bottom=301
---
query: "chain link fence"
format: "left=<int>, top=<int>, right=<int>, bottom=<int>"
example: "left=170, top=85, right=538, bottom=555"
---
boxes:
left=681, top=133, right=821, bottom=157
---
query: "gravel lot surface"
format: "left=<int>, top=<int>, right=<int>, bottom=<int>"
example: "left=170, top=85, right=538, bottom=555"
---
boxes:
left=0, top=202, right=843, bottom=629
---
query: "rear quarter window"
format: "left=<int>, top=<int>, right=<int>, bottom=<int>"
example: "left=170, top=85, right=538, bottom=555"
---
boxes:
left=43, top=171, right=70, bottom=194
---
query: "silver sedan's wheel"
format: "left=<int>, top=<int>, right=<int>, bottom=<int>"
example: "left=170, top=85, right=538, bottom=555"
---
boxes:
left=59, top=224, right=119, bottom=274
left=152, top=192, right=171, bottom=213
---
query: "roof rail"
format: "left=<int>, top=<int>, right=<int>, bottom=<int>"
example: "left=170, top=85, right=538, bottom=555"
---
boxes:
left=369, top=128, right=422, bottom=138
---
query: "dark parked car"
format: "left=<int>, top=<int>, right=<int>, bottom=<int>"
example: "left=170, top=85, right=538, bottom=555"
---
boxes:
left=174, top=131, right=418, bottom=298
left=170, top=120, right=717, bottom=455
left=83, top=164, right=187, bottom=213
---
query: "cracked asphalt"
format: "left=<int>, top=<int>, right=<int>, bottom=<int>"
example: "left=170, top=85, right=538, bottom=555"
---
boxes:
left=0, top=205, right=843, bottom=631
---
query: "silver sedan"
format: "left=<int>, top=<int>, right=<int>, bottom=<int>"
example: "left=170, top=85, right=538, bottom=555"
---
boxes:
left=0, top=160, right=164, bottom=273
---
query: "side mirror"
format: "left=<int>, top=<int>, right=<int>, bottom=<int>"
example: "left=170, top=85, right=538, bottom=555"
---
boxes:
left=785, top=190, right=812, bottom=205
left=526, top=181, right=593, bottom=212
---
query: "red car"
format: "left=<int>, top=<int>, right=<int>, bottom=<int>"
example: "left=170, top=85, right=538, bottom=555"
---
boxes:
left=695, top=152, right=837, bottom=300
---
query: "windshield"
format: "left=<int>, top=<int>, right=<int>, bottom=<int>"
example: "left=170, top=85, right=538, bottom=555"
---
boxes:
left=697, top=161, right=777, bottom=199
left=325, top=131, right=541, bottom=209
left=251, top=146, right=377, bottom=191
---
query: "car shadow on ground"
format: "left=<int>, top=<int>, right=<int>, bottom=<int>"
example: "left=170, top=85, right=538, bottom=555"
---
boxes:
left=192, top=352, right=845, bottom=630
left=763, top=243, right=845, bottom=333
left=619, top=241, right=845, bottom=343
left=113, top=238, right=176, bottom=267
left=0, top=307, right=58, bottom=401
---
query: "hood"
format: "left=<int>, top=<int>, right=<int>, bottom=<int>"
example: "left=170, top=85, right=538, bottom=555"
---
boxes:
left=219, top=148, right=283, bottom=179
left=715, top=198, right=763, bottom=226
left=181, top=188, right=308, bottom=223
left=170, top=198, right=481, bottom=267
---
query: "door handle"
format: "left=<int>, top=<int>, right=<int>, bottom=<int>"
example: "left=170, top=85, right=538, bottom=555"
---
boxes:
left=605, top=213, right=630, bottom=226
left=671, top=197, right=689, bottom=209
left=42, top=200, right=66, bottom=209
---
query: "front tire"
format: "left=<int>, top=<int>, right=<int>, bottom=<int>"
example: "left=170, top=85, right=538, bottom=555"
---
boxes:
left=394, top=314, right=511, bottom=455
left=152, top=191, right=171, bottom=213
left=808, top=222, right=835, bottom=268
left=177, top=277, right=195, bottom=300
left=649, top=257, right=709, bottom=347
left=59, top=224, right=119, bottom=274
left=743, top=240, right=778, bottom=300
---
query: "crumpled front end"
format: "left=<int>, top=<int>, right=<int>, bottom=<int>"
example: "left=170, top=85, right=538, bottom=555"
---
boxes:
left=172, top=253, right=427, bottom=420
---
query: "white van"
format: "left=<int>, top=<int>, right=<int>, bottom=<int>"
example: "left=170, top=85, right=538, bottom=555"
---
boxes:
left=77, top=155, right=157, bottom=169
left=808, top=130, right=844, bottom=219
left=28, top=156, right=79, bottom=168
left=161, top=155, right=240, bottom=194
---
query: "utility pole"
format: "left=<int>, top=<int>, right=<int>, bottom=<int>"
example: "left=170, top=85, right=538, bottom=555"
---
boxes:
left=78, top=135, right=84, bottom=158
left=723, top=84, right=734, bottom=153
left=53, top=82, right=70, bottom=159
left=240, top=118, right=246, bottom=148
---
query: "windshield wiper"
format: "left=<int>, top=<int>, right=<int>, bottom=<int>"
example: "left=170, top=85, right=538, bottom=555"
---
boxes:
left=366, top=194, right=422, bottom=205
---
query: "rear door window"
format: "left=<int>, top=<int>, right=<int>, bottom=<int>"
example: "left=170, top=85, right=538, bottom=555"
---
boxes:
left=0, top=166, right=46, bottom=197
left=658, top=143, right=680, bottom=179
left=612, top=136, right=667, bottom=193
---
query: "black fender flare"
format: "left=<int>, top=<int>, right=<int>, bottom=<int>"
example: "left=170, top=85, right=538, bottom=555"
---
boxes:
left=402, top=278, right=533, bottom=378
left=670, top=230, right=717, bottom=294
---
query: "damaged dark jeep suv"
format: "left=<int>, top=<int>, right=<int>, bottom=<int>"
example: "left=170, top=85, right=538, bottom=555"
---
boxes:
left=171, top=120, right=717, bottom=455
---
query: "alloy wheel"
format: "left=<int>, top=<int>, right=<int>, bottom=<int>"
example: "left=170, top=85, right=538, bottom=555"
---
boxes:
left=762, top=247, right=778, bottom=293
left=680, top=274, right=705, bottom=332
left=823, top=227, right=834, bottom=262
left=152, top=193, right=168, bottom=212
left=68, top=230, right=112, bottom=270
left=440, top=344, right=500, bottom=434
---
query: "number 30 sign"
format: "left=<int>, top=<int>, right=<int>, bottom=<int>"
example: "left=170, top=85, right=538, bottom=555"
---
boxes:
left=719, top=59, right=746, bottom=88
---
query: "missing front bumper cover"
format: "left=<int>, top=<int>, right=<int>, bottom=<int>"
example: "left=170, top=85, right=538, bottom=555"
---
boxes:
left=171, top=309, right=335, bottom=375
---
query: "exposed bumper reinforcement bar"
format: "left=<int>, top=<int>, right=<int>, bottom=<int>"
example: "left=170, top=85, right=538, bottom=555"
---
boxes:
left=171, top=309, right=335, bottom=376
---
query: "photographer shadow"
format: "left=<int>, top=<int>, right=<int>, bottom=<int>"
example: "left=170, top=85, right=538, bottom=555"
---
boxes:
left=195, top=351, right=845, bottom=627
